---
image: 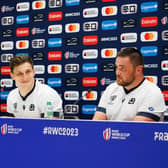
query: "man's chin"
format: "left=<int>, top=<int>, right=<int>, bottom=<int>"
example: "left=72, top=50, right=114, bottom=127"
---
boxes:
left=116, top=80, right=123, bottom=86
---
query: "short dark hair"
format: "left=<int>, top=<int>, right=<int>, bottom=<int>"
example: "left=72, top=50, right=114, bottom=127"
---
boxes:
left=10, top=55, right=34, bottom=73
left=117, top=48, right=144, bottom=66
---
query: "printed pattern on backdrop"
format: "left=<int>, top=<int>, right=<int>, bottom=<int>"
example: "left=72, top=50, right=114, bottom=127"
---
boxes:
left=0, top=0, right=168, bottom=119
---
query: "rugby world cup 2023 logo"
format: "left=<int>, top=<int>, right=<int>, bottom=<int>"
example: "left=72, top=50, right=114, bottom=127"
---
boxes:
left=1, top=123, right=7, bottom=135
left=103, top=128, right=111, bottom=141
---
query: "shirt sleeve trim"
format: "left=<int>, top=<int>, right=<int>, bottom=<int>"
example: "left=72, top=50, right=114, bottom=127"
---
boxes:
left=96, top=107, right=106, bottom=114
left=136, top=112, right=160, bottom=121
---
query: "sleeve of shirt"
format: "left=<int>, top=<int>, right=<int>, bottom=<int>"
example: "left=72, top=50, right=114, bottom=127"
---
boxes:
left=7, top=92, right=13, bottom=113
left=137, top=88, right=166, bottom=121
left=40, top=87, right=63, bottom=119
left=6, top=92, right=15, bottom=117
left=96, top=85, right=112, bottom=114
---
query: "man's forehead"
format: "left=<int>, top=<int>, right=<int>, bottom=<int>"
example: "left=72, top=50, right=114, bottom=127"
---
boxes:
left=115, top=56, right=131, bottom=64
left=13, top=63, right=33, bottom=72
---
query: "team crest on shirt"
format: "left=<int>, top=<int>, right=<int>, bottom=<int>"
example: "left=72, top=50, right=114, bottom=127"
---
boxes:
left=128, top=98, right=136, bottom=104
left=108, top=95, right=117, bottom=105
left=13, top=103, right=18, bottom=113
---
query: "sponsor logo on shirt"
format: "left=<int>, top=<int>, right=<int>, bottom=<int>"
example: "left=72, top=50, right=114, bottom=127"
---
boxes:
left=141, top=2, right=158, bottom=13
left=1, top=41, right=14, bottom=50
left=49, top=0, right=62, bottom=8
left=47, top=78, right=62, bottom=87
left=16, top=2, right=30, bottom=12
left=140, top=46, right=158, bottom=56
left=82, top=49, right=98, bottom=59
left=48, top=64, right=62, bottom=74
left=65, top=0, right=80, bottom=6
left=83, top=35, right=98, bottom=45
left=141, top=16, right=158, bottom=27
left=16, top=15, right=29, bottom=24
left=102, top=6, right=117, bottom=16
left=65, top=64, right=79, bottom=73
left=82, top=63, right=98, bottom=73
left=121, top=4, right=137, bottom=14
left=128, top=98, right=136, bottom=104
left=64, top=91, right=79, bottom=100
left=1, top=16, right=14, bottom=26
left=82, top=105, right=97, bottom=114
left=82, top=77, right=98, bottom=87
left=83, top=8, right=98, bottom=18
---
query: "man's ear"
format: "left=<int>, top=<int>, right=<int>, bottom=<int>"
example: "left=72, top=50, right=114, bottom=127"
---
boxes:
left=33, top=68, right=35, bottom=76
left=136, top=65, right=143, bottom=73
left=10, top=72, right=15, bottom=80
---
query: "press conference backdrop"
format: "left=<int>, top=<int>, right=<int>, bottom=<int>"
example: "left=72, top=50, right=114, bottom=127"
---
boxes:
left=0, top=118, right=168, bottom=168
left=0, top=0, right=168, bottom=119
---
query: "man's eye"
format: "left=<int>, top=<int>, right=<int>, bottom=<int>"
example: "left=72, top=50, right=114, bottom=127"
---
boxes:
left=17, top=73, right=22, bottom=76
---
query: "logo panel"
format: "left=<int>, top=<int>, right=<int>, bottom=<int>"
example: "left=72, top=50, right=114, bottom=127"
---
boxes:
left=48, top=64, right=62, bottom=74
left=102, top=6, right=117, bottom=16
